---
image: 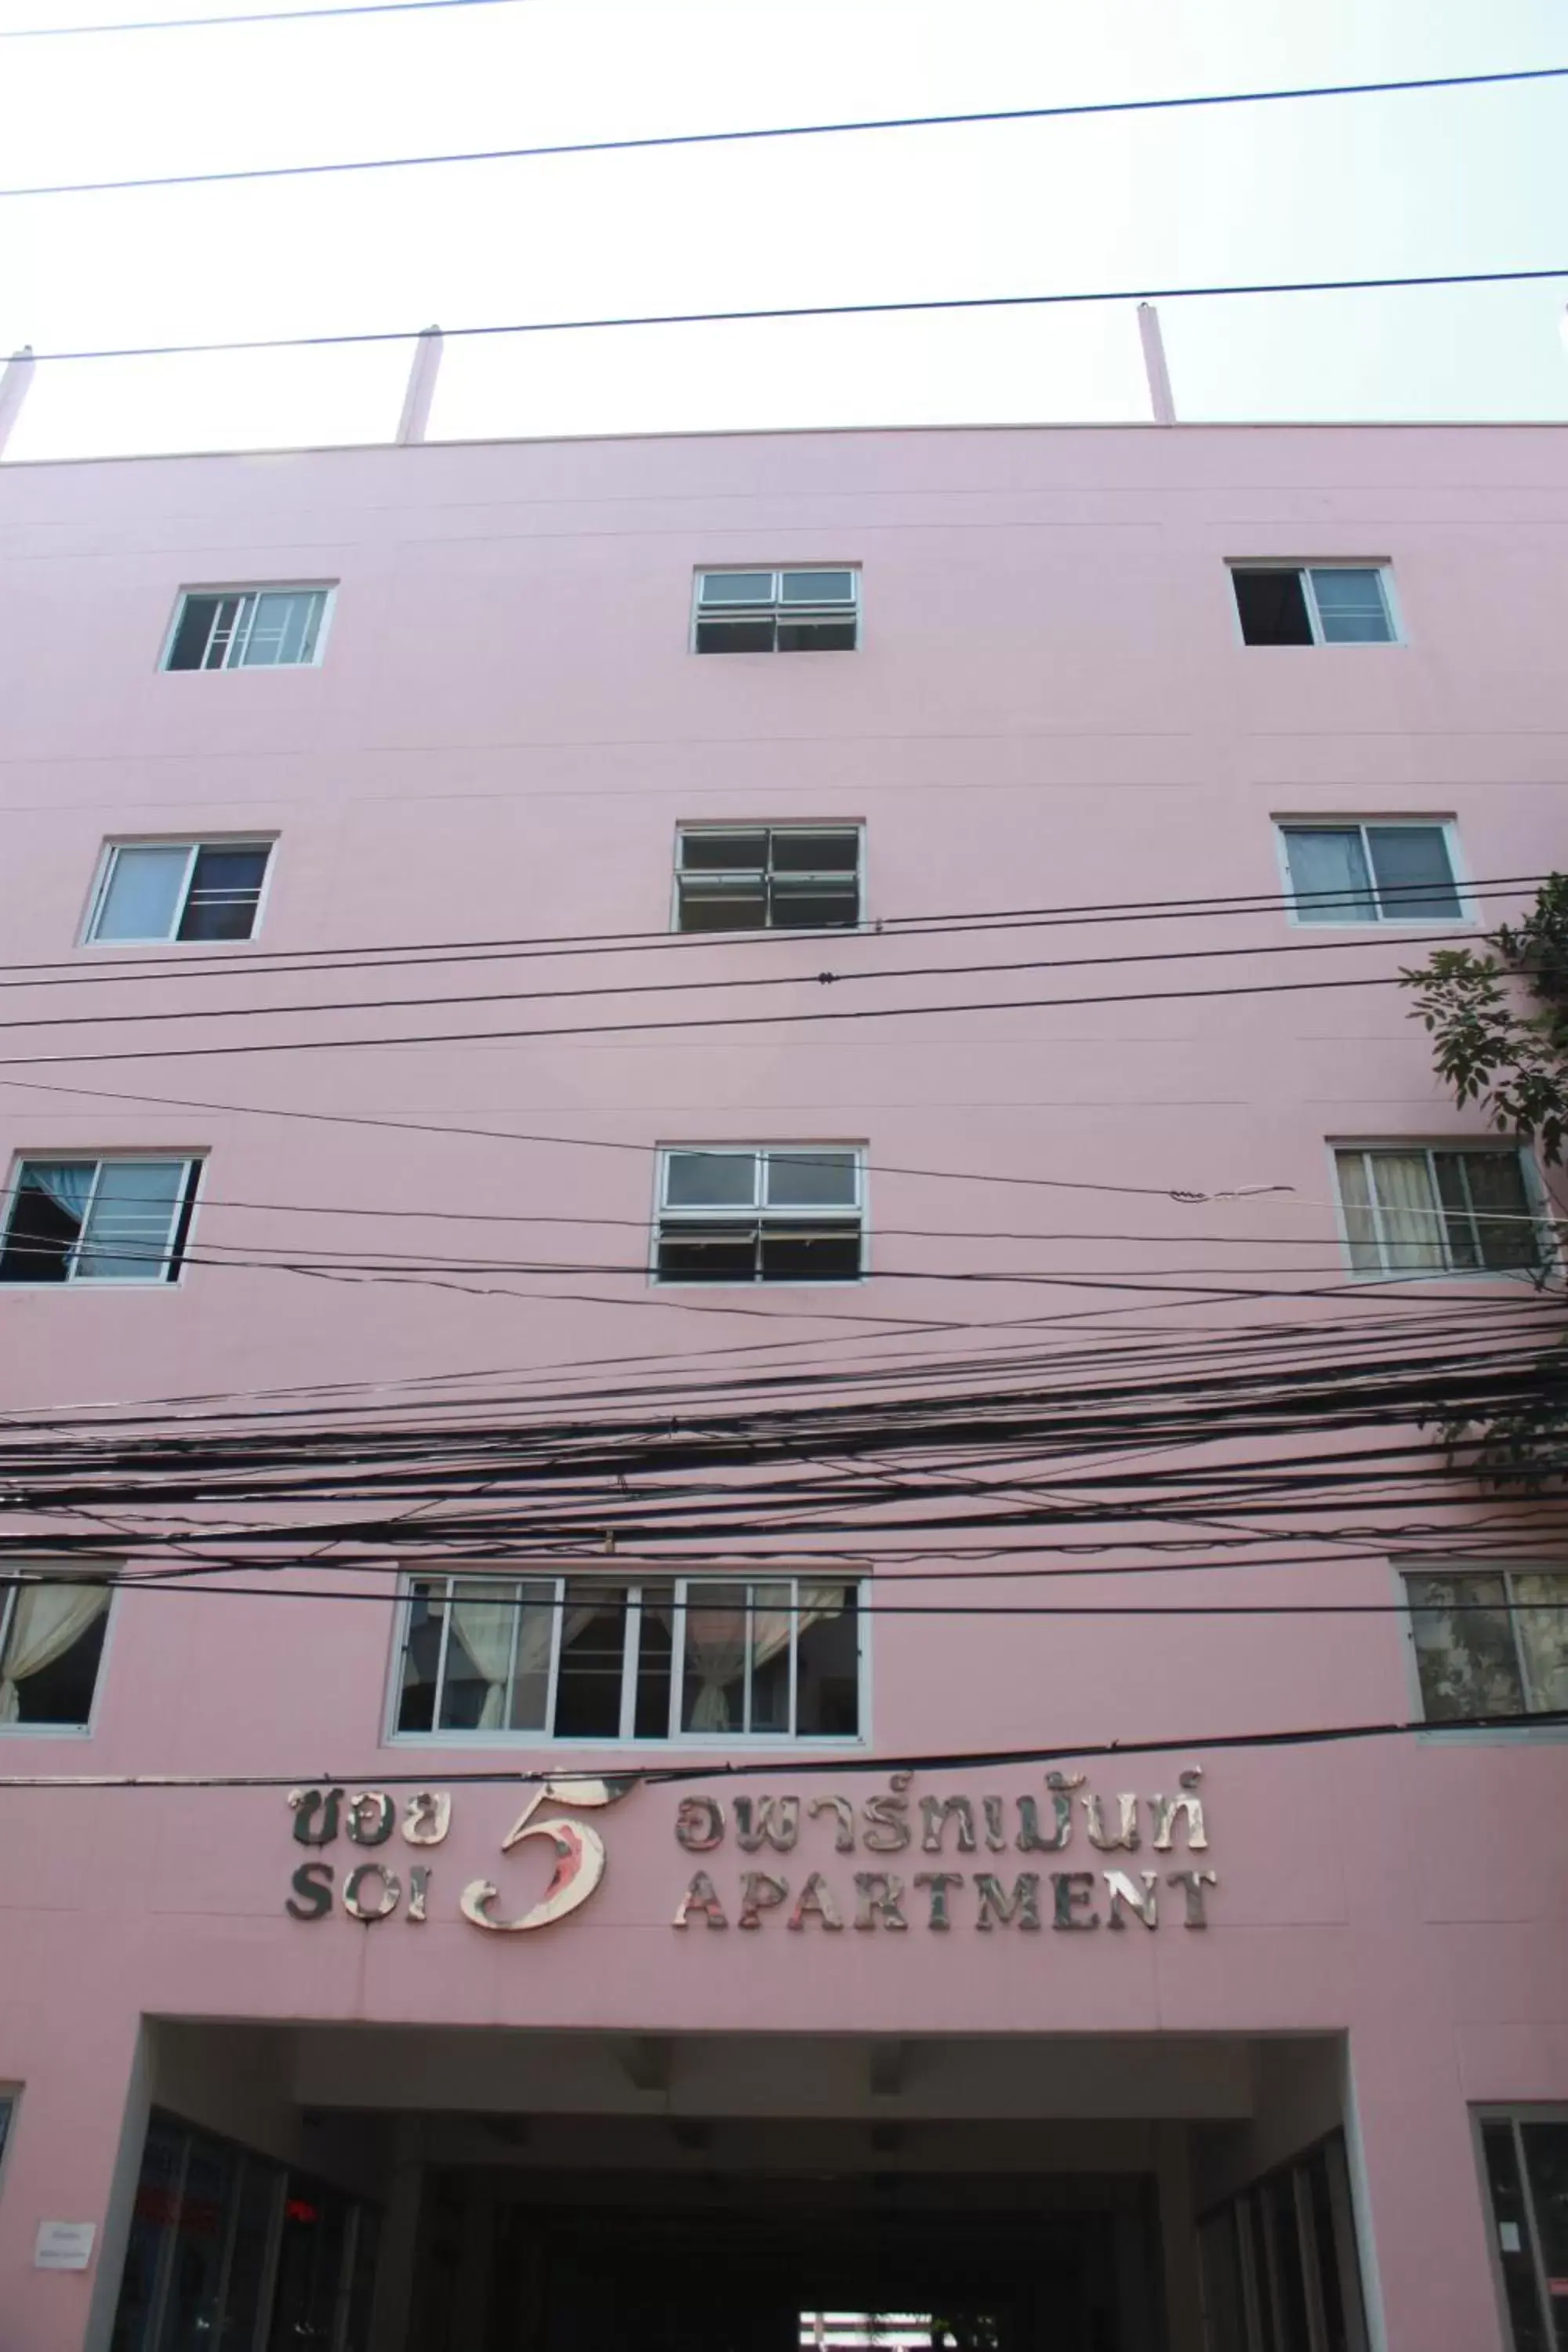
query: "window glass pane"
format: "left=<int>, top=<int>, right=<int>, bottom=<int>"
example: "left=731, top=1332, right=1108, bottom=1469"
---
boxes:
left=1198, top=2210, right=1248, bottom=2352
left=1432, top=1153, right=1484, bottom=1271
left=679, top=830, right=769, bottom=872
left=695, top=618, right=776, bottom=653
left=677, top=881, right=768, bottom=932
left=0, top=1161, right=96, bottom=1283
left=0, top=1577, right=109, bottom=1726
left=779, top=570, right=855, bottom=604
left=770, top=881, right=860, bottom=930
left=1438, top=1152, right=1540, bottom=1273
left=750, top=1583, right=793, bottom=1733
left=775, top=619, right=857, bottom=652
left=166, top=597, right=220, bottom=671
left=343, top=2208, right=380, bottom=2352
left=1520, top=2123, right=1568, bottom=2345
left=698, top=572, right=775, bottom=606
left=1234, top=570, right=1313, bottom=646
left=683, top=1584, right=748, bottom=1733
left=1483, top=2120, right=1550, bottom=2352
left=1366, top=1152, right=1445, bottom=1272
left=760, top=1227, right=862, bottom=1282
left=506, top=1581, right=557, bottom=1731
left=396, top=1581, right=443, bottom=1733
left=77, top=1160, right=187, bottom=1280
left=437, top=1581, right=518, bottom=1731
left=158, top=2129, right=236, bottom=2352
left=1264, top=2174, right=1311, bottom=2352
left=796, top=1587, right=858, bottom=1736
left=111, top=2118, right=188, bottom=2352
left=657, top=1225, right=757, bottom=1281
left=1406, top=1573, right=1524, bottom=1720
left=94, top=846, right=190, bottom=942
left=178, top=846, right=270, bottom=942
left=1513, top=1575, right=1568, bottom=1716
left=633, top=1584, right=676, bottom=1738
left=239, top=590, right=323, bottom=668
left=221, top=2156, right=282, bottom=2352
left=1366, top=826, right=1461, bottom=920
left=666, top=1152, right=758, bottom=1207
left=1244, top=2191, right=1279, bottom=2352
left=554, top=1584, right=628, bottom=1738
left=267, top=2180, right=348, bottom=2352
left=1281, top=829, right=1375, bottom=922
left=1334, top=1152, right=1379, bottom=1274
left=770, top=829, right=859, bottom=873
left=764, top=1149, right=858, bottom=1207
left=1310, top=568, right=1393, bottom=643
left=1304, top=2151, right=1349, bottom=2352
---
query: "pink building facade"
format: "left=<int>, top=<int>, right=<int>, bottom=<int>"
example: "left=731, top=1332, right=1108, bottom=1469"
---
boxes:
left=0, top=418, right=1565, bottom=2352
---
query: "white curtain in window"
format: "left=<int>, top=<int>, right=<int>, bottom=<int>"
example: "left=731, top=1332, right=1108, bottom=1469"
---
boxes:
left=1514, top=1575, right=1568, bottom=1712
left=684, top=1595, right=750, bottom=1731
left=750, top=1584, right=846, bottom=1671
left=1367, top=1154, right=1445, bottom=1271
left=22, top=1163, right=95, bottom=1225
left=452, top=1591, right=516, bottom=1729
left=0, top=1581, right=108, bottom=1722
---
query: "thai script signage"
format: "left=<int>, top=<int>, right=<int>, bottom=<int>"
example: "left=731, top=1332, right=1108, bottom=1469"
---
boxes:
left=282, top=1767, right=1216, bottom=1936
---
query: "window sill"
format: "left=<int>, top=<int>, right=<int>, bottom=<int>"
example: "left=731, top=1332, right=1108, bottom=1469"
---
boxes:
left=1415, top=1721, right=1568, bottom=1746
left=0, top=1721, right=95, bottom=1739
left=78, top=937, right=266, bottom=954
left=383, top=1732, right=869, bottom=1754
left=0, top=1280, right=180, bottom=1292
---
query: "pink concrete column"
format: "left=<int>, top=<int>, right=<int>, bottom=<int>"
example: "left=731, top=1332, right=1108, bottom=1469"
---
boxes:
left=1348, top=2033, right=1504, bottom=2352
left=0, top=2006, right=146, bottom=2352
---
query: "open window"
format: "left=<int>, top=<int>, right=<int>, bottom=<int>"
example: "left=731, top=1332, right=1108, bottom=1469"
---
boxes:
left=655, top=1145, right=865, bottom=1283
left=0, top=1157, right=202, bottom=1284
left=0, top=1570, right=111, bottom=1729
left=693, top=569, right=858, bottom=654
left=674, top=826, right=862, bottom=931
left=1232, top=566, right=1396, bottom=645
left=87, top=841, right=273, bottom=944
left=395, top=1574, right=862, bottom=1741
left=164, top=587, right=331, bottom=671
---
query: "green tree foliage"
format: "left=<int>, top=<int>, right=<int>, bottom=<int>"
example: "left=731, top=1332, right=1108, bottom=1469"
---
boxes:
left=1399, top=874, right=1568, bottom=1482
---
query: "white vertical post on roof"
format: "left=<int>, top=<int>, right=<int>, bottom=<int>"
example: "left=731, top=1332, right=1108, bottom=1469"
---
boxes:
left=395, top=325, right=445, bottom=446
left=0, top=347, right=36, bottom=459
left=1137, top=303, right=1177, bottom=426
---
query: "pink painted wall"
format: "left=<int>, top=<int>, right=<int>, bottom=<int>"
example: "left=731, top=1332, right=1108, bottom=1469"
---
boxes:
left=0, top=422, right=1566, bottom=2351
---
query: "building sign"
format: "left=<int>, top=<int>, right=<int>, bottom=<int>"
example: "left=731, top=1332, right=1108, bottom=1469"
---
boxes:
left=282, top=1768, right=1215, bottom=1934
left=34, top=2223, right=96, bottom=2272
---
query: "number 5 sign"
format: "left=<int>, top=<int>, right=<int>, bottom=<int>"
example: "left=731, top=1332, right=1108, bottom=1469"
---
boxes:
left=460, top=1778, right=632, bottom=1934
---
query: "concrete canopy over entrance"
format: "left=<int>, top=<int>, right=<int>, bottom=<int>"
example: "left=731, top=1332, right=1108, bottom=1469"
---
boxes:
left=97, top=2021, right=1367, bottom=2352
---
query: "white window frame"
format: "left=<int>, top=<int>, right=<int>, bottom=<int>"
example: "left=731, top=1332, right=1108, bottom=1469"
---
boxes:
left=1328, top=1142, right=1554, bottom=1283
left=0, top=1565, right=114, bottom=1737
left=690, top=566, right=861, bottom=653
left=1472, top=2104, right=1568, bottom=2351
left=670, top=823, right=866, bottom=933
left=0, top=1153, right=205, bottom=1287
left=1229, top=563, right=1402, bottom=647
left=160, top=584, right=336, bottom=673
left=652, top=1144, right=868, bottom=1286
left=1273, top=818, right=1470, bottom=930
left=82, top=837, right=277, bottom=948
left=387, top=1572, right=867, bottom=1749
left=1397, top=1561, right=1568, bottom=1737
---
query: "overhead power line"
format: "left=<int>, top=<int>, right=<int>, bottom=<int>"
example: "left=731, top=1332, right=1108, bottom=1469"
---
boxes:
left=3, top=63, right=1562, bottom=194
left=5, top=1710, right=1567, bottom=1791
left=20, top=267, right=1568, bottom=366
left=0, top=924, right=1501, bottom=1041
left=1, top=0, right=518, bottom=34
left=0, top=876, right=1543, bottom=995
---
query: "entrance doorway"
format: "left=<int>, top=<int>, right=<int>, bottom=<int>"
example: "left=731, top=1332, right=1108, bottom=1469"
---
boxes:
left=416, top=2168, right=1159, bottom=2352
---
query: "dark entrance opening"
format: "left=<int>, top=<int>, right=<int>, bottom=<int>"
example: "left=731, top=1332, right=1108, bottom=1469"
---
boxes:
left=416, top=2168, right=1160, bottom=2352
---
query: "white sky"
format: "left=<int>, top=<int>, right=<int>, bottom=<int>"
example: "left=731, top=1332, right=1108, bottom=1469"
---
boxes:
left=0, top=0, right=1565, bottom=461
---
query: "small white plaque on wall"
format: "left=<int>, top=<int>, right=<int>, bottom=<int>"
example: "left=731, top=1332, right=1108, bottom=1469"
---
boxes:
left=34, top=2221, right=96, bottom=2270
